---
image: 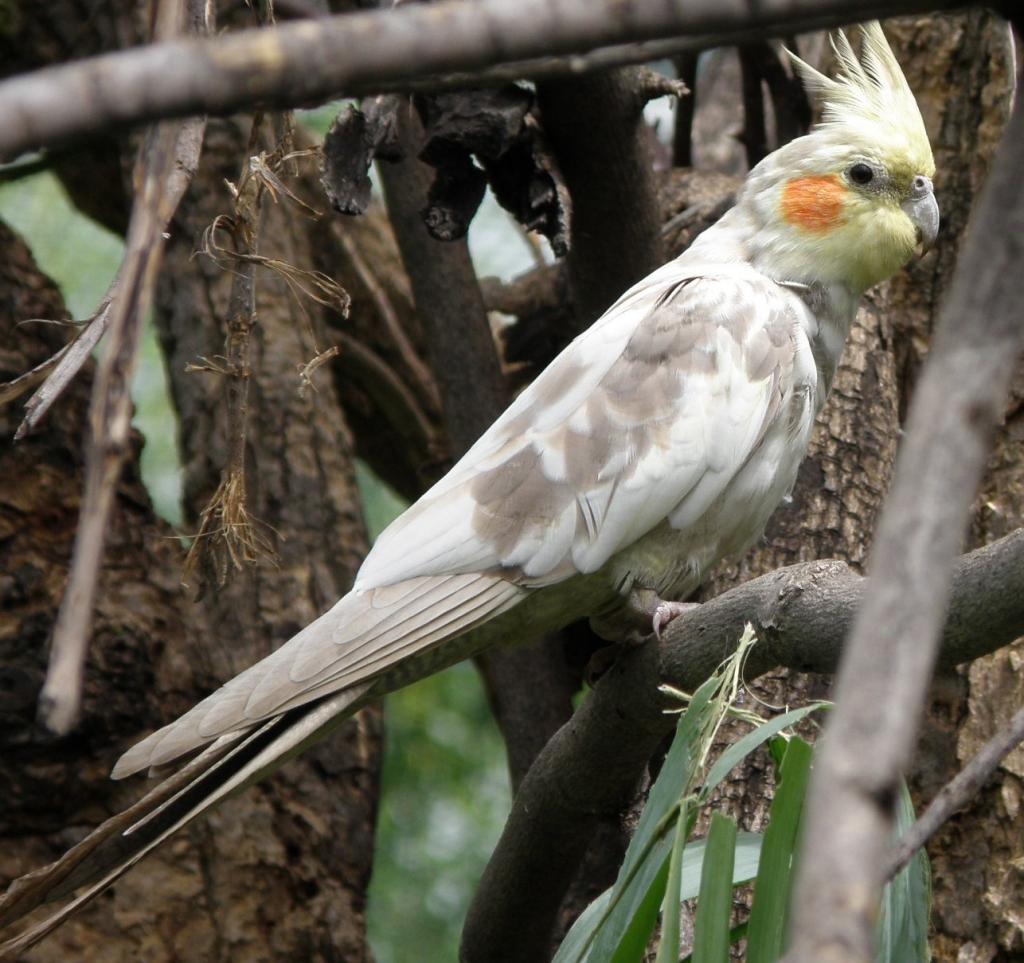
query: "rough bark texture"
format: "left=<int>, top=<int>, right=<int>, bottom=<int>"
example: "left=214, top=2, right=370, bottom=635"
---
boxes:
left=0, top=223, right=204, bottom=961
left=1, top=192, right=382, bottom=963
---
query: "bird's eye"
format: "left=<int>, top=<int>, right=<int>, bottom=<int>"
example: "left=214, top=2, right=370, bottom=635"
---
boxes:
left=849, top=163, right=875, bottom=186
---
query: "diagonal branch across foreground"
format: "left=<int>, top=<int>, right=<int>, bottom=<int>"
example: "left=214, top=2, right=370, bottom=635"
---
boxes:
left=784, top=62, right=1024, bottom=963
left=0, top=0, right=967, bottom=160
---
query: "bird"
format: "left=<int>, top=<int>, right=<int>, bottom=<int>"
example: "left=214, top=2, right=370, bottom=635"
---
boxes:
left=0, top=20, right=937, bottom=948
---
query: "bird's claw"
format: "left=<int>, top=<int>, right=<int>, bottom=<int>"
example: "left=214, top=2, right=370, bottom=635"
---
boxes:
left=652, top=601, right=701, bottom=640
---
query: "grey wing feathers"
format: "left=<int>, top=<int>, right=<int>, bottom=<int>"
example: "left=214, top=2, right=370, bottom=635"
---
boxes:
left=357, top=265, right=798, bottom=591
left=112, top=573, right=524, bottom=778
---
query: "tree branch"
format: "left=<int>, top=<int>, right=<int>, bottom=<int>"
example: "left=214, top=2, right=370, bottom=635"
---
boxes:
left=35, top=0, right=210, bottom=735
left=886, top=705, right=1024, bottom=880
left=536, top=67, right=666, bottom=325
left=462, top=528, right=1024, bottom=962
left=785, top=57, right=1024, bottom=963
left=0, top=0, right=967, bottom=160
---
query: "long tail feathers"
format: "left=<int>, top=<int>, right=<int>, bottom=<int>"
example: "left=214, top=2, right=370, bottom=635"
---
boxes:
left=0, top=573, right=527, bottom=956
left=0, top=684, right=368, bottom=960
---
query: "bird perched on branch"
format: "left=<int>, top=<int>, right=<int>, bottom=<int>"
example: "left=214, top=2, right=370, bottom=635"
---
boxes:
left=0, top=21, right=937, bottom=949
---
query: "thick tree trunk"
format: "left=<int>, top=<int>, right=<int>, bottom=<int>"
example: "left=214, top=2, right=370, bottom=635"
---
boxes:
left=0, top=143, right=385, bottom=962
left=1, top=4, right=387, bottom=958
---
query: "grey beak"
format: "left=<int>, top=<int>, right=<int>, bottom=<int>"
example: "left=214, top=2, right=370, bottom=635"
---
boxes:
left=902, top=176, right=939, bottom=253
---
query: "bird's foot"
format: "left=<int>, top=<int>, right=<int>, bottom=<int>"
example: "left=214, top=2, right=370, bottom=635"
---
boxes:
left=652, top=600, right=701, bottom=640
left=593, top=587, right=700, bottom=642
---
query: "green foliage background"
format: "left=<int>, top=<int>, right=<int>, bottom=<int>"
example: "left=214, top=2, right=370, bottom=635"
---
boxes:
left=0, top=157, right=537, bottom=963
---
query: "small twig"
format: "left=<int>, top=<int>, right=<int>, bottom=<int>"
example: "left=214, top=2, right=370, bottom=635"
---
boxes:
left=11, top=283, right=118, bottom=437
left=886, top=705, right=1024, bottom=879
left=37, top=0, right=209, bottom=735
left=672, top=52, right=699, bottom=168
left=630, top=66, right=689, bottom=109
left=738, top=45, right=769, bottom=167
left=336, top=229, right=440, bottom=413
left=184, top=113, right=271, bottom=593
left=297, top=344, right=339, bottom=397
left=334, top=331, right=439, bottom=461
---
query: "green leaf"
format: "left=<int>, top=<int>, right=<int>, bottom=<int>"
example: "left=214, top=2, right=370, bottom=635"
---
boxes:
left=679, top=831, right=762, bottom=902
left=556, top=674, right=721, bottom=963
left=691, top=813, right=738, bottom=963
left=701, top=703, right=827, bottom=801
left=656, top=798, right=693, bottom=963
left=875, top=780, right=931, bottom=963
left=745, top=736, right=813, bottom=963
left=609, top=852, right=673, bottom=963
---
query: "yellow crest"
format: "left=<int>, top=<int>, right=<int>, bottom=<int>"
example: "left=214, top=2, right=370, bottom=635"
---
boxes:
left=789, top=22, right=934, bottom=180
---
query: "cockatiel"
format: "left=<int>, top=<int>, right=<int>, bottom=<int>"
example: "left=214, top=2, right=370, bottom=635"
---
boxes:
left=1, top=20, right=938, bottom=947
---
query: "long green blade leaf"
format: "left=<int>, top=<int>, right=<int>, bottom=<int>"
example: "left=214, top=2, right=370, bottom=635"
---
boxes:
left=876, top=780, right=931, bottom=963
left=692, top=813, right=738, bottom=963
left=656, top=798, right=692, bottom=963
left=587, top=676, right=722, bottom=963
left=609, top=852, right=672, bottom=963
left=745, top=736, right=813, bottom=963
left=679, top=832, right=762, bottom=902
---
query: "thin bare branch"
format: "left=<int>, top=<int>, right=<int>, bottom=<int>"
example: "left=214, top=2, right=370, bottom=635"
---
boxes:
left=886, top=705, right=1024, bottom=880
left=785, top=58, right=1024, bottom=963
left=36, top=0, right=209, bottom=736
left=10, top=116, right=204, bottom=439
left=0, top=0, right=967, bottom=160
left=336, top=228, right=440, bottom=414
left=38, top=125, right=181, bottom=735
left=184, top=116, right=274, bottom=592
left=334, top=330, right=439, bottom=463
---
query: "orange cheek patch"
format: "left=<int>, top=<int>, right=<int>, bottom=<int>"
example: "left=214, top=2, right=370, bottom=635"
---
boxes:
left=780, top=175, right=847, bottom=232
